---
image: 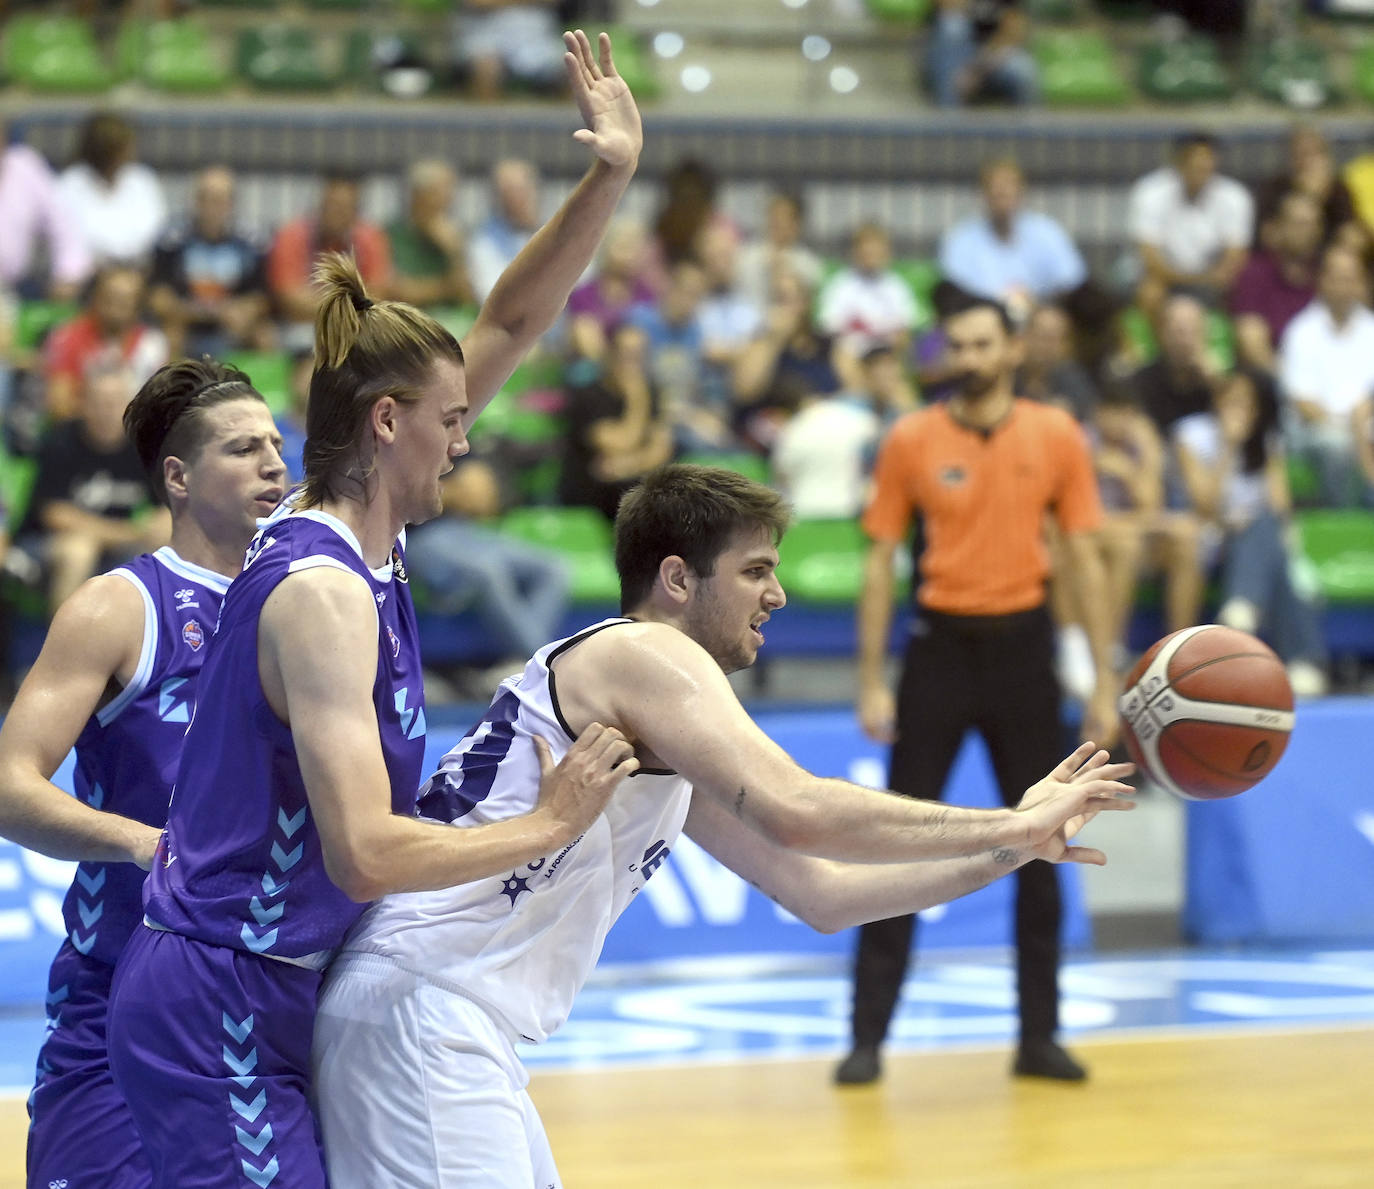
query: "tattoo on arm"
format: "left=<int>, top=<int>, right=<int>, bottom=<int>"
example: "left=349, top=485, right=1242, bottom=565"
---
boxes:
left=734, top=787, right=747, bottom=818
left=991, top=847, right=1020, bottom=867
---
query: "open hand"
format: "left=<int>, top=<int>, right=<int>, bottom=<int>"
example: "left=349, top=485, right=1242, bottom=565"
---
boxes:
left=564, top=30, right=642, bottom=169
left=533, top=722, right=639, bottom=840
left=1014, top=743, right=1135, bottom=865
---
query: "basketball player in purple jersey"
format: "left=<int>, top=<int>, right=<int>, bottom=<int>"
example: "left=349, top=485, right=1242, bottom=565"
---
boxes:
left=0, top=358, right=286, bottom=1188
left=105, top=30, right=644, bottom=1189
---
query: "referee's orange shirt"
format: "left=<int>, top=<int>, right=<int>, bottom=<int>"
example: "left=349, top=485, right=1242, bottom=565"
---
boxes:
left=863, top=399, right=1103, bottom=617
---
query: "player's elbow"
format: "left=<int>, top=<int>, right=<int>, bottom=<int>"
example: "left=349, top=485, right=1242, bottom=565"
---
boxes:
left=321, top=844, right=388, bottom=903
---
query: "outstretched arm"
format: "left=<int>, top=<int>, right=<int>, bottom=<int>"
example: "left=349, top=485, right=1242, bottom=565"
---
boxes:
left=461, top=30, right=642, bottom=422
left=0, top=575, right=161, bottom=866
left=686, top=747, right=1133, bottom=934
left=578, top=624, right=1132, bottom=864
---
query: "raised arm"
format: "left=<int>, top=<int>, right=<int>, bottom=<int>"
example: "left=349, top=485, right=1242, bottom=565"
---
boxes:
left=460, top=30, right=642, bottom=422
left=574, top=624, right=1131, bottom=864
left=260, top=567, right=637, bottom=901
left=685, top=746, right=1133, bottom=933
left=0, top=575, right=161, bottom=865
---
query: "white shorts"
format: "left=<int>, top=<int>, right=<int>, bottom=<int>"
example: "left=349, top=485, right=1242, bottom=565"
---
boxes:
left=312, top=951, right=560, bottom=1189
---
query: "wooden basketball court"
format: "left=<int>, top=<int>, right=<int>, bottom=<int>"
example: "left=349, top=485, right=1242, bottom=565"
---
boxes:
left=4, top=1026, right=1371, bottom=1187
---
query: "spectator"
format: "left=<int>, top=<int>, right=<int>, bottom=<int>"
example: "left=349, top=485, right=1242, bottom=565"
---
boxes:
left=559, top=321, right=674, bottom=520
left=651, top=157, right=736, bottom=276
left=770, top=346, right=913, bottom=521
left=56, top=111, right=167, bottom=269
left=0, top=126, right=91, bottom=299
left=1278, top=246, right=1374, bottom=507
left=1229, top=190, right=1322, bottom=375
left=267, top=171, right=392, bottom=346
left=909, top=278, right=974, bottom=403
left=735, top=266, right=853, bottom=443
left=406, top=456, right=570, bottom=670
left=939, top=159, right=1086, bottom=324
left=736, top=189, right=824, bottom=311
left=628, top=260, right=714, bottom=448
left=567, top=218, right=656, bottom=362
left=1016, top=303, right=1099, bottom=422
left=276, top=346, right=313, bottom=483
left=1130, top=292, right=1217, bottom=439
left=468, top=158, right=540, bottom=302
left=1087, top=385, right=1204, bottom=654
left=1127, top=132, right=1254, bottom=320
left=696, top=222, right=763, bottom=409
left=451, top=1, right=565, bottom=101
left=1174, top=369, right=1328, bottom=697
left=44, top=264, right=169, bottom=422
left=924, top=0, right=1039, bottom=109
left=147, top=166, right=273, bottom=360
left=386, top=158, right=476, bottom=311
left=817, top=222, right=918, bottom=360
left=1253, top=124, right=1357, bottom=253
left=15, top=365, right=169, bottom=617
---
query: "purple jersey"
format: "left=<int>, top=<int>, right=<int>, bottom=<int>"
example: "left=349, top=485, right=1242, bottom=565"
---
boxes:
left=142, top=508, right=427, bottom=960
left=60, top=548, right=230, bottom=966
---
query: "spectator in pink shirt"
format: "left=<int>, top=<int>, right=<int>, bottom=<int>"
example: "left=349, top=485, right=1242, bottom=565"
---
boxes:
left=567, top=218, right=656, bottom=362
left=0, top=132, right=91, bottom=300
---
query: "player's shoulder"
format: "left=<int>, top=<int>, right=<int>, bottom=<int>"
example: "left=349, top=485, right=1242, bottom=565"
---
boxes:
left=46, top=571, right=149, bottom=661
left=558, top=618, right=709, bottom=677
left=1015, top=398, right=1082, bottom=435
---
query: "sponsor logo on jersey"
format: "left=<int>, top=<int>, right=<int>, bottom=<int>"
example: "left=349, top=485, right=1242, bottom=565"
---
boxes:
left=386, top=625, right=400, bottom=658
left=938, top=464, right=967, bottom=487
left=391, top=546, right=408, bottom=583
left=174, top=587, right=199, bottom=609
left=183, top=619, right=205, bottom=651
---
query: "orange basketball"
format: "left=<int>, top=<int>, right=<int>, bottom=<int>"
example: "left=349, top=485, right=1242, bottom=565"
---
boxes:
left=1117, top=625, right=1295, bottom=800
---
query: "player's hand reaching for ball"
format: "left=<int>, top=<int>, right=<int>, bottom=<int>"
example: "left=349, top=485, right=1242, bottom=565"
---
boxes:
left=533, top=723, right=640, bottom=843
left=564, top=30, right=642, bottom=170
left=1013, top=743, right=1135, bottom=866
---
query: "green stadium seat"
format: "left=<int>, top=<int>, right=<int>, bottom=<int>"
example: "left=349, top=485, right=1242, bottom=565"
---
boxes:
left=864, top=0, right=932, bottom=21
left=1351, top=43, right=1374, bottom=104
left=5, top=16, right=113, bottom=93
left=498, top=506, right=620, bottom=604
left=1034, top=30, right=1132, bottom=107
left=1248, top=39, right=1339, bottom=108
left=0, top=452, right=37, bottom=534
left=678, top=452, right=772, bottom=485
left=15, top=299, right=77, bottom=352
left=1026, top=0, right=1081, bottom=21
left=237, top=27, right=339, bottom=91
left=779, top=518, right=868, bottom=605
left=578, top=25, right=662, bottom=101
left=1294, top=511, right=1374, bottom=604
left=223, top=350, right=293, bottom=417
left=1139, top=38, right=1235, bottom=103
left=470, top=400, right=560, bottom=446
left=119, top=20, right=230, bottom=93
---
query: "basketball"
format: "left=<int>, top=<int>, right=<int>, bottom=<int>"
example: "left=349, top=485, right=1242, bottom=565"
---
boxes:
left=1117, top=625, right=1295, bottom=800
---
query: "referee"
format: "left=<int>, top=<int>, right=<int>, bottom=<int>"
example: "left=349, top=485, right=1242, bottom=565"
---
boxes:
left=836, top=294, right=1119, bottom=1085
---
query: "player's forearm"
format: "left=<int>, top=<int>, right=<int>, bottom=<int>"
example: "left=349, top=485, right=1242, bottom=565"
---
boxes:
left=483, top=158, right=636, bottom=347
left=323, top=809, right=574, bottom=901
left=0, top=774, right=158, bottom=865
left=741, top=774, right=1020, bottom=863
left=779, top=846, right=1031, bottom=934
left=856, top=549, right=896, bottom=688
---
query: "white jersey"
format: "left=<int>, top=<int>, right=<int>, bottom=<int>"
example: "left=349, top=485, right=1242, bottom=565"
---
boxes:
left=338, top=619, right=693, bottom=1043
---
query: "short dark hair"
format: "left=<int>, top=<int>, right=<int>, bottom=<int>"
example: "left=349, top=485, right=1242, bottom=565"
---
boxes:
left=124, top=358, right=266, bottom=505
left=1174, top=130, right=1218, bottom=155
left=942, top=291, right=1015, bottom=335
left=614, top=464, right=791, bottom=613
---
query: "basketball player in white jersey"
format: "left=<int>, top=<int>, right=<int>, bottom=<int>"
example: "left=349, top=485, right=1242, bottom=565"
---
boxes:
left=312, top=463, right=1135, bottom=1189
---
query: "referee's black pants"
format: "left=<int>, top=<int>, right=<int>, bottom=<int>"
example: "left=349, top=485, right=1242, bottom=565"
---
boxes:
left=848, top=604, right=1067, bottom=1049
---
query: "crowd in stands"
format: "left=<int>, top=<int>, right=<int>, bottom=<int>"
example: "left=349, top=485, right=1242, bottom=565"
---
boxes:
left=1, top=105, right=1373, bottom=701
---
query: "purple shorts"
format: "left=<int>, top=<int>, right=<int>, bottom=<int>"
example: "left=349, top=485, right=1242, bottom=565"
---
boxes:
left=107, top=925, right=327, bottom=1189
left=28, top=939, right=151, bottom=1189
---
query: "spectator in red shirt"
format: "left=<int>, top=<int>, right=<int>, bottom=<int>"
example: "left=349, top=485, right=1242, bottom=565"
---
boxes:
left=44, top=264, right=168, bottom=421
left=1229, top=190, right=1323, bottom=374
left=268, top=171, right=392, bottom=345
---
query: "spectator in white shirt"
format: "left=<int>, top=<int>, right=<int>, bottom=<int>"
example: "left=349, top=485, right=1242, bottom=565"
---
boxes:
left=1127, top=132, right=1253, bottom=321
left=1279, top=246, right=1374, bottom=506
left=56, top=111, right=167, bottom=269
left=817, top=222, right=918, bottom=359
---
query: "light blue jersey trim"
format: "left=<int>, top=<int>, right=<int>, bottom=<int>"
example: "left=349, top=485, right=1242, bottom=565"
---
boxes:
left=96, top=569, right=158, bottom=728
left=152, top=546, right=232, bottom=595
